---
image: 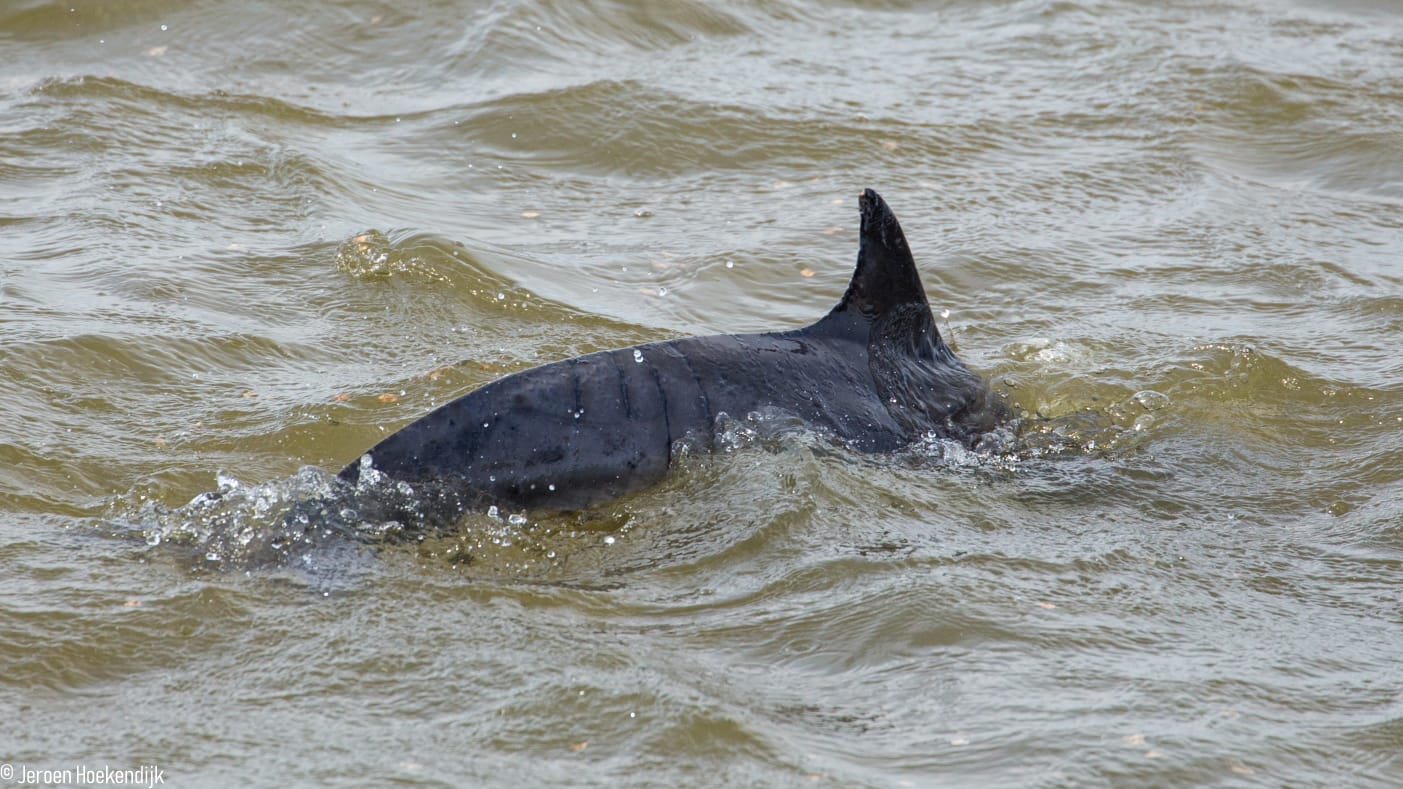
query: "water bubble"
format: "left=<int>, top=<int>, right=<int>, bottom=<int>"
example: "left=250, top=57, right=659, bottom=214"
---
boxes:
left=1133, top=390, right=1170, bottom=411
left=355, top=454, right=385, bottom=486
left=548, top=483, right=556, bottom=491
left=145, top=531, right=161, bottom=546
left=508, top=513, right=528, bottom=526
left=725, top=260, right=734, bottom=268
left=633, top=349, right=644, bottom=363
left=487, top=505, right=500, bottom=519
left=603, top=535, right=616, bottom=545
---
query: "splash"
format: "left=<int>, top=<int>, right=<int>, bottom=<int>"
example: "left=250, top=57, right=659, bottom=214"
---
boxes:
left=105, top=466, right=404, bottom=576
left=711, top=409, right=814, bottom=454
left=103, top=460, right=635, bottom=583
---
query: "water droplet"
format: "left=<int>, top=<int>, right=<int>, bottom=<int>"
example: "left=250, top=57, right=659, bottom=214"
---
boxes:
left=633, top=349, right=644, bottom=363
left=145, top=532, right=161, bottom=546
left=548, top=483, right=556, bottom=491
left=725, top=260, right=734, bottom=268
left=603, top=535, right=616, bottom=545
left=160, top=23, right=168, bottom=31
left=657, top=286, right=667, bottom=296
left=487, top=505, right=500, bottom=519
left=508, top=513, right=527, bottom=526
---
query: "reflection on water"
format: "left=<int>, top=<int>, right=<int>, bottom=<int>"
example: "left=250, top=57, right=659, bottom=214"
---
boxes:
left=3, top=0, right=1402, bottom=785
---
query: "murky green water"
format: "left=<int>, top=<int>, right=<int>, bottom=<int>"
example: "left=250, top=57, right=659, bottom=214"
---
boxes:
left=3, top=0, right=1401, bottom=785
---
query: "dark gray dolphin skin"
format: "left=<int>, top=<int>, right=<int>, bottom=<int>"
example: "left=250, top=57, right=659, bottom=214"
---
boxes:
left=338, top=189, right=1007, bottom=511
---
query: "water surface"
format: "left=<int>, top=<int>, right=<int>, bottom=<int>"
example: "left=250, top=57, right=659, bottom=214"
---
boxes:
left=3, top=0, right=1402, bottom=785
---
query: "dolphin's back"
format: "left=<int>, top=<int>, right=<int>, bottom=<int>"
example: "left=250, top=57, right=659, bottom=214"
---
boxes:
left=339, top=327, right=908, bottom=510
left=340, top=342, right=676, bottom=510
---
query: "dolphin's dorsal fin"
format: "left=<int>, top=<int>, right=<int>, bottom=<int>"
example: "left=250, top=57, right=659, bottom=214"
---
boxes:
left=814, top=189, right=937, bottom=335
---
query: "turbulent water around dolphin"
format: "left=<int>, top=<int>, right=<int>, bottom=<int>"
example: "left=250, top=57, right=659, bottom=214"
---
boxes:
left=339, top=190, right=1009, bottom=513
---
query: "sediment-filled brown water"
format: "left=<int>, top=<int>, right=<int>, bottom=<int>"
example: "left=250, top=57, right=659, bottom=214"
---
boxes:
left=3, top=0, right=1401, bottom=785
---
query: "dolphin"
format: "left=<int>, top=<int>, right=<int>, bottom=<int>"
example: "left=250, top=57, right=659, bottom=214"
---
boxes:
left=338, top=189, right=1007, bottom=512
